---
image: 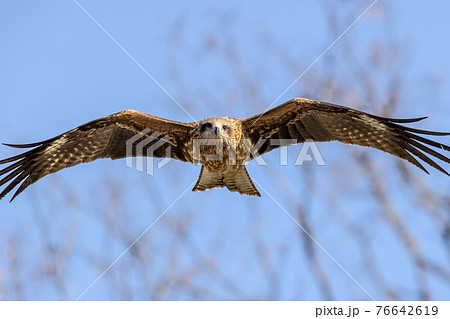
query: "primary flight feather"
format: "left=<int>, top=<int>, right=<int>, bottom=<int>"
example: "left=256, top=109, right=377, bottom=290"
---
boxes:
left=1, top=98, right=449, bottom=201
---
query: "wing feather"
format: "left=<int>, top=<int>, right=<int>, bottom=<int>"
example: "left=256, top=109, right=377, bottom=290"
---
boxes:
left=403, top=132, right=450, bottom=151
left=241, top=98, right=450, bottom=175
left=0, top=110, right=195, bottom=201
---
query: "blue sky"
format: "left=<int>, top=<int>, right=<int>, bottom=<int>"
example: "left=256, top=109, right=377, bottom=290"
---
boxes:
left=1, top=1, right=450, bottom=300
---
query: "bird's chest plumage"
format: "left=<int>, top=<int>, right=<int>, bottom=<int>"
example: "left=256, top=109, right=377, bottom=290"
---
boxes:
left=192, top=140, right=248, bottom=173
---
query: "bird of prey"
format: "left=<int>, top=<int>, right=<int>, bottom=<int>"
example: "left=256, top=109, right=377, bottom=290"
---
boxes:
left=1, top=98, right=449, bottom=201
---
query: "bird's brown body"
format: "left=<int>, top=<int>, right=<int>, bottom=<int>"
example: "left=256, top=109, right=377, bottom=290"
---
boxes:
left=1, top=98, right=450, bottom=201
left=191, top=117, right=244, bottom=171
left=190, top=117, right=260, bottom=196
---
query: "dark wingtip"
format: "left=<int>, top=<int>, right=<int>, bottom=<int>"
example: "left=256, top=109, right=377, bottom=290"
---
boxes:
left=0, top=189, right=9, bottom=202
left=2, top=142, right=44, bottom=148
left=374, top=115, right=428, bottom=123
left=3, top=142, right=21, bottom=148
left=417, top=162, right=430, bottom=175
left=9, top=192, right=19, bottom=202
left=391, top=116, right=428, bottom=123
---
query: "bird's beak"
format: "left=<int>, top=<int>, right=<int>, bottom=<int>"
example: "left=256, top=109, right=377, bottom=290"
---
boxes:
left=213, top=127, right=220, bottom=136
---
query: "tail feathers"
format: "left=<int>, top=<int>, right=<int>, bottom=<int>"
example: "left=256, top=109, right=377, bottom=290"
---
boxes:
left=192, top=166, right=261, bottom=197
left=192, top=166, right=225, bottom=192
left=223, top=166, right=261, bottom=197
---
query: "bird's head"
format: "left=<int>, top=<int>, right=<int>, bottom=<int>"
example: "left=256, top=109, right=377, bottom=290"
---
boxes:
left=195, top=117, right=240, bottom=145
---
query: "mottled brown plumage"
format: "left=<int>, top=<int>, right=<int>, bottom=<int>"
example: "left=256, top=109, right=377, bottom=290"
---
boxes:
left=1, top=98, right=449, bottom=201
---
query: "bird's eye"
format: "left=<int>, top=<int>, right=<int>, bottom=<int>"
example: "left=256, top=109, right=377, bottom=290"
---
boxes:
left=222, top=125, right=228, bottom=130
left=202, top=123, right=212, bottom=130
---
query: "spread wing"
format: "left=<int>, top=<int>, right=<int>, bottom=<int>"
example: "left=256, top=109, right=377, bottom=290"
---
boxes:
left=0, top=110, right=195, bottom=201
left=241, top=98, right=450, bottom=175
